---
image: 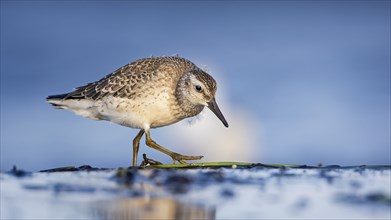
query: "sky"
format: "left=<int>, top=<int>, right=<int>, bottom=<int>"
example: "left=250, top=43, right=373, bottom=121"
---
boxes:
left=1, top=1, right=390, bottom=171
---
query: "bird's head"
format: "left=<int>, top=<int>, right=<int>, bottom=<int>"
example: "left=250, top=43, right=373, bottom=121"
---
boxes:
left=177, top=69, right=229, bottom=127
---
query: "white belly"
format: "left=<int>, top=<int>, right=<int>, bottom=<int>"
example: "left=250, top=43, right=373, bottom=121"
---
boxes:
left=95, top=95, right=179, bottom=129
left=50, top=90, right=181, bottom=130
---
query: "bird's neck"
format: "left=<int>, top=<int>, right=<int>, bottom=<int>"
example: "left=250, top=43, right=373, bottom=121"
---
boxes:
left=175, top=74, right=204, bottom=118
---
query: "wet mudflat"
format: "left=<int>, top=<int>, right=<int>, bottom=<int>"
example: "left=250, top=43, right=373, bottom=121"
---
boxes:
left=1, top=164, right=390, bottom=219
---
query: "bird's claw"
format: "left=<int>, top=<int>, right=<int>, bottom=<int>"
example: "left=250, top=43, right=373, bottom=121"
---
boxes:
left=171, top=154, right=203, bottom=164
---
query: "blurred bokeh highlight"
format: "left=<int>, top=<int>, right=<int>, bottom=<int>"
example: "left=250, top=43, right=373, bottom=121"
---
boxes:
left=1, top=1, right=390, bottom=171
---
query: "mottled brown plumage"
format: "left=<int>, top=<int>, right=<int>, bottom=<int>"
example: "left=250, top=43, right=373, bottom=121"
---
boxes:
left=47, top=56, right=228, bottom=166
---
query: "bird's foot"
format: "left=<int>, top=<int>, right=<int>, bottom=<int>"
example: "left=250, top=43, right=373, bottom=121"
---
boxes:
left=171, top=153, right=203, bottom=164
left=140, top=154, right=163, bottom=166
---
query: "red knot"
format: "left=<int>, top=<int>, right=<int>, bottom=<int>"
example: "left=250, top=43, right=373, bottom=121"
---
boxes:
left=47, top=56, right=228, bottom=166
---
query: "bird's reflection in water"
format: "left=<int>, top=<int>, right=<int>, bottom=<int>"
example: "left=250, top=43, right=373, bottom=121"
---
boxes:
left=93, top=197, right=215, bottom=220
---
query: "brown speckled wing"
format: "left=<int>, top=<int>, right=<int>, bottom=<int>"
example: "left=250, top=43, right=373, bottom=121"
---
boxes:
left=63, top=56, right=196, bottom=100
left=64, top=64, right=133, bottom=100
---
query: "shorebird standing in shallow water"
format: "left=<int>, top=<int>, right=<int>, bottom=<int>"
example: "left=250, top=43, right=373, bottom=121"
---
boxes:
left=47, top=56, right=228, bottom=166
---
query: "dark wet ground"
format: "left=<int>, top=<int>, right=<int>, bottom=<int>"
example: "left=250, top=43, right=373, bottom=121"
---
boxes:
left=1, top=164, right=390, bottom=219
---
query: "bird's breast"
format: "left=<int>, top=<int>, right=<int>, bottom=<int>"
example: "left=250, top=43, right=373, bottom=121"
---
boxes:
left=95, top=90, right=182, bottom=129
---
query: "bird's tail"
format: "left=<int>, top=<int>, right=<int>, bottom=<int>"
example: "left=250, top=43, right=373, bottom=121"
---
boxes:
left=46, top=92, right=99, bottom=120
left=46, top=93, right=70, bottom=109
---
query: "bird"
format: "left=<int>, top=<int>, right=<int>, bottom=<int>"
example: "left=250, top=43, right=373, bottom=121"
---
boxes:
left=47, top=56, right=229, bottom=166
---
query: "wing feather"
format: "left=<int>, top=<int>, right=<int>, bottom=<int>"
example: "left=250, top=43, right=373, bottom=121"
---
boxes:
left=59, top=56, right=195, bottom=101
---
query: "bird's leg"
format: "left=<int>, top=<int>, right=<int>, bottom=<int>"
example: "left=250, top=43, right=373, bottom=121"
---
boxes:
left=132, top=129, right=145, bottom=166
left=144, top=130, right=203, bottom=164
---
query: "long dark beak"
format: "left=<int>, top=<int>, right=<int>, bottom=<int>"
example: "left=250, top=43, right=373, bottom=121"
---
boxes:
left=207, top=98, right=229, bottom=128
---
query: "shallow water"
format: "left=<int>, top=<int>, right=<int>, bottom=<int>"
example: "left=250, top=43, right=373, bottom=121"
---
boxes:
left=1, top=166, right=390, bottom=219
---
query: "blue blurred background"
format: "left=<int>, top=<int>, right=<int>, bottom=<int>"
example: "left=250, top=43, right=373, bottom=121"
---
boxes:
left=1, top=1, right=390, bottom=171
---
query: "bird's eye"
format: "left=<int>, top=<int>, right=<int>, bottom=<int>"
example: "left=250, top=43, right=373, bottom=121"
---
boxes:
left=195, top=85, right=202, bottom=92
